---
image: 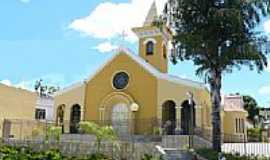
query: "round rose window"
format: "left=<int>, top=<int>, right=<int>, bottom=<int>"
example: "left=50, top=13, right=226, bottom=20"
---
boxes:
left=113, top=72, right=129, bottom=90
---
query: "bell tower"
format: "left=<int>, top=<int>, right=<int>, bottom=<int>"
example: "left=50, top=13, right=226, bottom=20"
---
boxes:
left=132, top=1, right=171, bottom=73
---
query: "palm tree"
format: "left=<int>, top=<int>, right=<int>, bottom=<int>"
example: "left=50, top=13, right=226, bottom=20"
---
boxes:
left=159, top=0, right=270, bottom=151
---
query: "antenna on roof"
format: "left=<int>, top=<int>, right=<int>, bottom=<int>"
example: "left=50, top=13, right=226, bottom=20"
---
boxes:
left=116, top=30, right=128, bottom=49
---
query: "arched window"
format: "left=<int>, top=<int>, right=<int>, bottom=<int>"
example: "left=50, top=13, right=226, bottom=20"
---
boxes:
left=146, top=41, right=154, bottom=55
left=56, top=104, right=65, bottom=133
left=70, top=104, right=81, bottom=134
left=162, top=100, right=176, bottom=135
left=163, top=45, right=167, bottom=59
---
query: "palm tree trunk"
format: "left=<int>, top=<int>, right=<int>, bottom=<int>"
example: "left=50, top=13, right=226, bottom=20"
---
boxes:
left=209, top=70, right=222, bottom=152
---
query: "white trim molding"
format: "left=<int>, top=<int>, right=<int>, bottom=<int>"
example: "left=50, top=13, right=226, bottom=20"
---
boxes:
left=85, top=47, right=207, bottom=90
left=143, top=38, right=157, bottom=45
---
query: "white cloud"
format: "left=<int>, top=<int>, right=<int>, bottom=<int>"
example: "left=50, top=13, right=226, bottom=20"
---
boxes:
left=258, top=85, right=270, bottom=96
left=94, top=42, right=118, bottom=53
left=264, top=19, right=270, bottom=33
left=0, top=79, right=12, bottom=86
left=15, top=81, right=34, bottom=91
left=69, top=0, right=167, bottom=42
left=0, top=79, right=33, bottom=90
left=20, top=0, right=31, bottom=3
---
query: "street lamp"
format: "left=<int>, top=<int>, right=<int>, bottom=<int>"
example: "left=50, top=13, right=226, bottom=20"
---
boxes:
left=187, top=92, right=194, bottom=148
left=187, top=92, right=194, bottom=134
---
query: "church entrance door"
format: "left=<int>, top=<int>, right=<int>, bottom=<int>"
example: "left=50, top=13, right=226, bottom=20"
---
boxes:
left=111, top=103, right=129, bottom=135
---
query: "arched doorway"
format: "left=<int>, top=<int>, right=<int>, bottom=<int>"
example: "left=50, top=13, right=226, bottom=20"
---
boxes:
left=111, top=103, right=130, bottom=135
left=162, top=100, right=176, bottom=135
left=181, top=100, right=196, bottom=135
left=70, top=104, right=81, bottom=134
left=56, top=104, right=65, bottom=133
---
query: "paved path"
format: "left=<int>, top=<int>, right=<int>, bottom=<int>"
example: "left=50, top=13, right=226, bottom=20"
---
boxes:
left=222, top=143, right=270, bottom=157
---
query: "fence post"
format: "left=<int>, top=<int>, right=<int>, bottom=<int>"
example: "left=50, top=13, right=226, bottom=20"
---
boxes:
left=244, top=134, right=247, bottom=155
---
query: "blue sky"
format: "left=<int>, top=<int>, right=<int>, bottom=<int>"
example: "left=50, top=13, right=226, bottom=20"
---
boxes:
left=0, top=0, right=270, bottom=107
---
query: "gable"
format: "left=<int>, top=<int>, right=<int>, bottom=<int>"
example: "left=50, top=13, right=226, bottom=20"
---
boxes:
left=86, top=48, right=157, bottom=84
left=84, top=49, right=158, bottom=120
left=86, top=48, right=206, bottom=90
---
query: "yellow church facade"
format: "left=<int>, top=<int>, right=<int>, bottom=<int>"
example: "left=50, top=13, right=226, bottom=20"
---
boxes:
left=54, top=2, right=247, bottom=140
left=54, top=49, right=212, bottom=135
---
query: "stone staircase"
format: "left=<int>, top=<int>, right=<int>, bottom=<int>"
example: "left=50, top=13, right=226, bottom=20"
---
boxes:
left=163, top=148, right=193, bottom=160
left=158, top=135, right=193, bottom=160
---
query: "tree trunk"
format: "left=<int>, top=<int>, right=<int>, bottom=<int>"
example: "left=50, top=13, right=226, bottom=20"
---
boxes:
left=209, top=70, right=222, bottom=152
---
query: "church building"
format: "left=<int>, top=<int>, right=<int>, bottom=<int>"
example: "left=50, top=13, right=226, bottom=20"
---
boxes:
left=54, top=2, right=246, bottom=139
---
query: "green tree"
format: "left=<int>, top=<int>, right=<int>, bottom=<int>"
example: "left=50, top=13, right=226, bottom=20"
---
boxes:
left=243, top=95, right=259, bottom=122
left=34, top=79, right=60, bottom=97
left=159, top=0, right=269, bottom=151
left=79, top=121, right=117, bottom=153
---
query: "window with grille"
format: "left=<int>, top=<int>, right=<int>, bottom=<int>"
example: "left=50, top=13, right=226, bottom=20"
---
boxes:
left=35, top=109, right=46, bottom=120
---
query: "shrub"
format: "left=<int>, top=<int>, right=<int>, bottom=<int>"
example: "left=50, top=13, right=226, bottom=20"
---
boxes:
left=79, top=121, right=117, bottom=153
left=196, top=148, right=219, bottom=160
left=141, top=154, right=161, bottom=160
left=248, top=128, right=262, bottom=142
left=45, top=126, right=62, bottom=143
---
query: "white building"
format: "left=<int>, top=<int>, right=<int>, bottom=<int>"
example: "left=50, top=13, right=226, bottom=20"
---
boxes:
left=35, top=96, right=54, bottom=121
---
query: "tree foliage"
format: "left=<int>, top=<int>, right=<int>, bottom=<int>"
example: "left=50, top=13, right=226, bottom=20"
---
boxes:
left=159, top=0, right=270, bottom=151
left=79, top=121, right=117, bottom=153
left=161, top=0, right=269, bottom=75
left=243, top=95, right=260, bottom=121
left=34, top=79, right=60, bottom=97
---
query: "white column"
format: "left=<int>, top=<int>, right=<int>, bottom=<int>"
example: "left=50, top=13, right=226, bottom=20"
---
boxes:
left=99, top=107, right=105, bottom=122
left=158, top=105, right=163, bottom=134
left=175, top=106, right=182, bottom=134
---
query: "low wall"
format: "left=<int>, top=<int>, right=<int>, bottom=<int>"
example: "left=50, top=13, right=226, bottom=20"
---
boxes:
left=2, top=139, right=162, bottom=160
left=192, top=135, right=212, bottom=149
left=162, top=135, right=212, bottom=149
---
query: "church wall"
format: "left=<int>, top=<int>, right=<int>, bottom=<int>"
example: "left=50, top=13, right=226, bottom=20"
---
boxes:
left=0, top=84, right=37, bottom=138
left=157, top=79, right=212, bottom=130
left=54, top=83, right=86, bottom=132
left=223, top=111, right=248, bottom=142
left=84, top=52, right=158, bottom=134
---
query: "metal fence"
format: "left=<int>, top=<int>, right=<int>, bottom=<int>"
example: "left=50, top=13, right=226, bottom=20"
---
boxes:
left=1, top=119, right=212, bottom=141
left=2, top=118, right=270, bottom=157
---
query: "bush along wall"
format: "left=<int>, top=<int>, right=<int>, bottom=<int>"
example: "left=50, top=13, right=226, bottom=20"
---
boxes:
left=0, top=145, right=162, bottom=160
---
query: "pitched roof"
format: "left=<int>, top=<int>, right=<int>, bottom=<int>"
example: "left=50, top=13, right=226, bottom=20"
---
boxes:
left=53, top=81, right=85, bottom=97
left=55, top=47, right=207, bottom=96
left=144, top=1, right=158, bottom=26
left=86, top=48, right=207, bottom=89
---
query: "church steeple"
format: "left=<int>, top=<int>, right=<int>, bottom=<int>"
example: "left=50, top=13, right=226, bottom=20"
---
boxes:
left=132, top=1, right=171, bottom=73
left=144, top=1, right=158, bottom=26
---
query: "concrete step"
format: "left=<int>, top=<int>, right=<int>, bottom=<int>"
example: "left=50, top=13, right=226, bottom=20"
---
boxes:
left=164, top=148, right=193, bottom=160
